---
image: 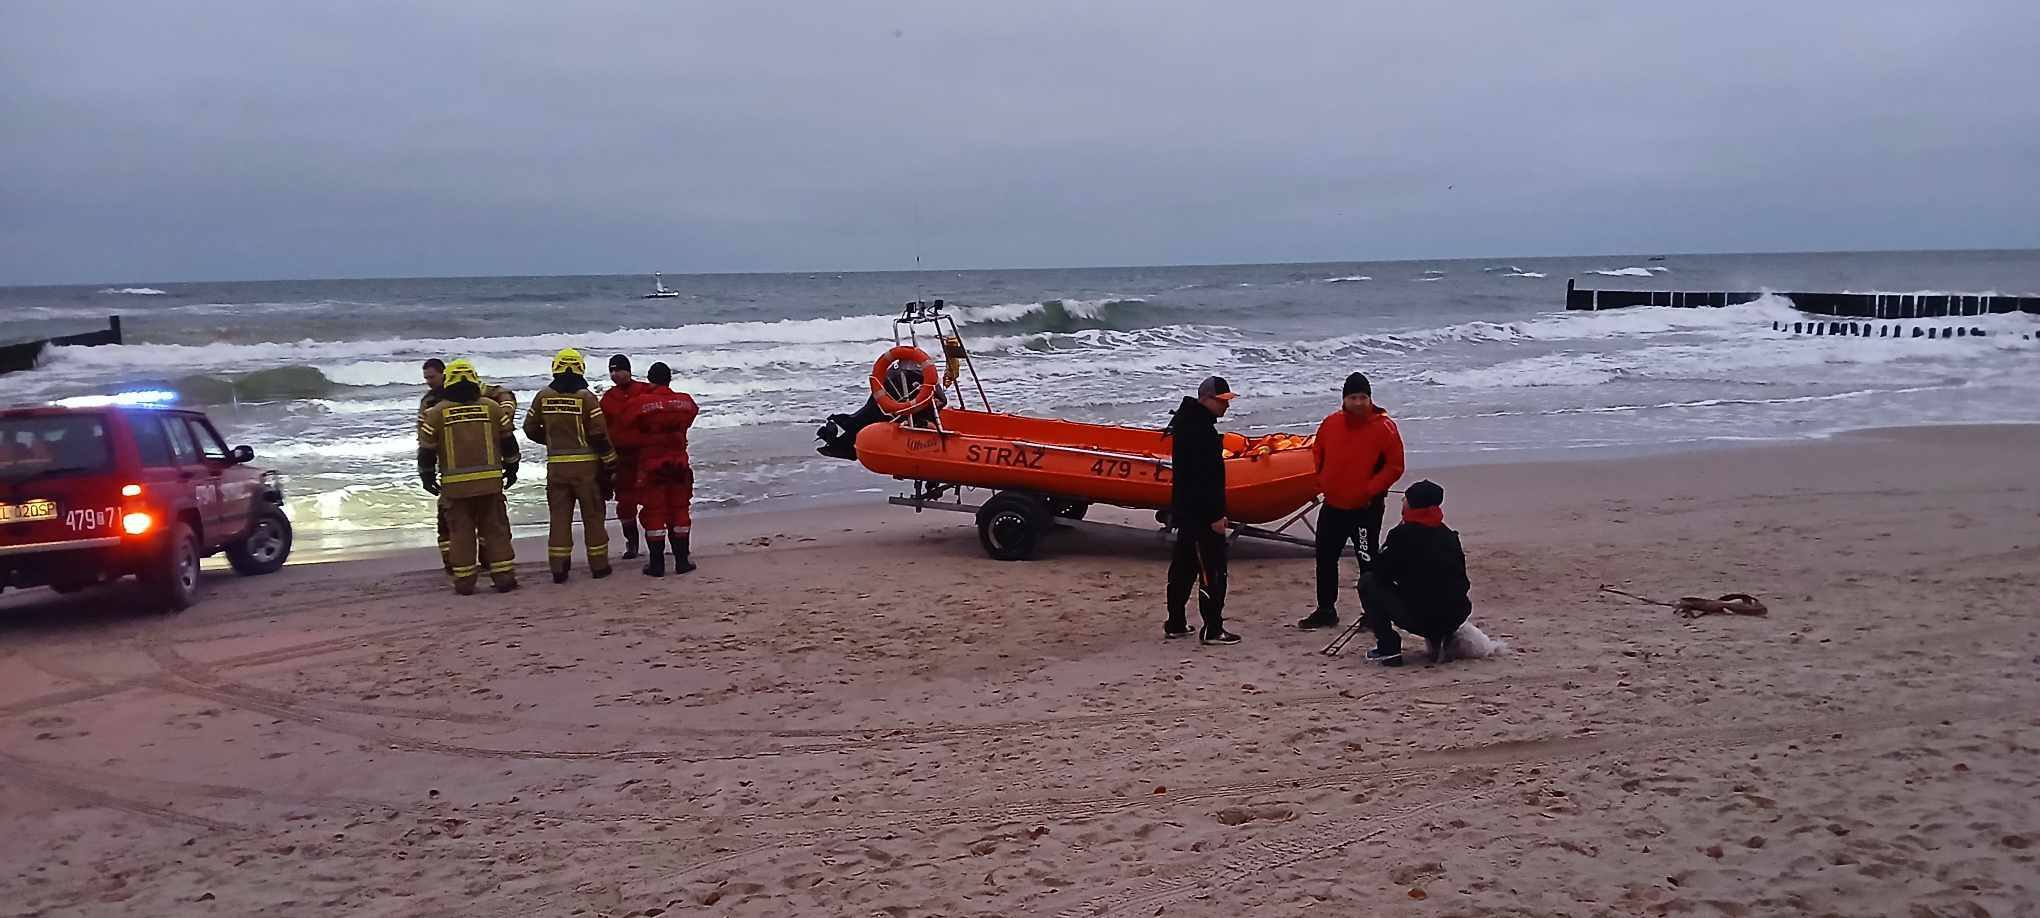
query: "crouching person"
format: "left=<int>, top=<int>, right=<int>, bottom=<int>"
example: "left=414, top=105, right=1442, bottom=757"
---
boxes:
left=1356, top=480, right=1469, bottom=666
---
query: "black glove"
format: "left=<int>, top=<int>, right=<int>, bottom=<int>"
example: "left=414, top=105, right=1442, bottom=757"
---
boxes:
left=503, top=463, right=518, bottom=489
left=597, top=465, right=615, bottom=501
left=417, top=451, right=440, bottom=495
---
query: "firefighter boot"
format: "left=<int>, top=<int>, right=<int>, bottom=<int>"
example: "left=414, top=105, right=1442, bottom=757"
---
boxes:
left=672, top=535, right=696, bottom=575
left=620, top=522, right=640, bottom=560
left=643, top=539, right=666, bottom=577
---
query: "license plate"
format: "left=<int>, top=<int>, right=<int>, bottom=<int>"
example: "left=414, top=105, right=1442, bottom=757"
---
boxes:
left=0, top=499, right=58, bottom=525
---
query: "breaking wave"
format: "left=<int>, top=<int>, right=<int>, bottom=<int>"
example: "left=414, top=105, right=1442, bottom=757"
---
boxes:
left=171, top=365, right=337, bottom=404
left=951, top=298, right=1153, bottom=334
left=99, top=287, right=167, bottom=295
left=1589, top=267, right=1655, bottom=278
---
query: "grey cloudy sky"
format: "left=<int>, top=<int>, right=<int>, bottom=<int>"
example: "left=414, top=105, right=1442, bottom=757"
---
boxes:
left=3, top=1, right=2036, bottom=284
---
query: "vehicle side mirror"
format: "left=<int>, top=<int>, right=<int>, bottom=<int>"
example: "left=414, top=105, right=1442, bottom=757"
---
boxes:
left=230, top=445, right=255, bottom=464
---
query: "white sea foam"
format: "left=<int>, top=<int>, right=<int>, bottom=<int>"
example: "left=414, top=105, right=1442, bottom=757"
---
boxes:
left=1589, top=267, right=1655, bottom=278
left=1323, top=275, right=1371, bottom=283
left=1422, top=353, right=1626, bottom=388
left=1296, top=296, right=1808, bottom=358
left=1505, top=271, right=1547, bottom=278
left=36, top=297, right=1139, bottom=385
left=99, top=287, right=167, bottom=295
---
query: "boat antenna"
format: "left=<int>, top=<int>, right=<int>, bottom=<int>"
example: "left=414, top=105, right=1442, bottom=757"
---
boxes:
left=912, top=199, right=927, bottom=318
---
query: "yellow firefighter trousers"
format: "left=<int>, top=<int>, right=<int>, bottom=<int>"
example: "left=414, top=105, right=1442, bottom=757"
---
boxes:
left=546, top=461, right=611, bottom=575
left=445, top=493, right=517, bottom=593
left=439, top=495, right=498, bottom=574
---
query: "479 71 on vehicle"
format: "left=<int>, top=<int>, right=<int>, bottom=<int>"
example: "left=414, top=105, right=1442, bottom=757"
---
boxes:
left=1, top=397, right=292, bottom=612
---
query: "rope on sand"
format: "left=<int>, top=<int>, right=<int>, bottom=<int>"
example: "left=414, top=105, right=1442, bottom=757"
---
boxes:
left=1599, top=585, right=1770, bottom=619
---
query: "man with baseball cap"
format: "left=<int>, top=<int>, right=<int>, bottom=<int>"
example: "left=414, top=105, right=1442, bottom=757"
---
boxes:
left=1162, top=375, right=1242, bottom=645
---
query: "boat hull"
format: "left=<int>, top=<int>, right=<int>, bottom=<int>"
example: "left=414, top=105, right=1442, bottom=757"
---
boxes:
left=854, top=409, right=1319, bottom=524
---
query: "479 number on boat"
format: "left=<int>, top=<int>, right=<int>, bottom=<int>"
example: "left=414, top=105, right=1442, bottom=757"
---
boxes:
left=1090, top=458, right=1134, bottom=479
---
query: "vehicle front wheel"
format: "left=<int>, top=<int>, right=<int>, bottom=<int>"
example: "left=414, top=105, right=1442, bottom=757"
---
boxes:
left=141, top=521, right=202, bottom=613
left=226, top=507, right=293, bottom=576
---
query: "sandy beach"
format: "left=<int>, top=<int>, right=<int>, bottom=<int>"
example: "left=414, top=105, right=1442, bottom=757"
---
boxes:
left=2, top=424, right=2037, bottom=917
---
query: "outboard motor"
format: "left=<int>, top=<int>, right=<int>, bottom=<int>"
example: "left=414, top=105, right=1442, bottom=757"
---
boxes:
left=816, top=364, right=932, bottom=460
left=816, top=395, right=887, bottom=460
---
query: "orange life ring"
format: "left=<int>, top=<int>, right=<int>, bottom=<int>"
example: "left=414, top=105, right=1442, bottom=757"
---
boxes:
left=870, top=346, right=940, bottom=416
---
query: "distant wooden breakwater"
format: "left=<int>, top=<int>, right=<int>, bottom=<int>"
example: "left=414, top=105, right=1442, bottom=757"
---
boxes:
left=0, top=316, right=123, bottom=376
left=1565, top=278, right=2040, bottom=318
left=1770, top=319, right=2032, bottom=341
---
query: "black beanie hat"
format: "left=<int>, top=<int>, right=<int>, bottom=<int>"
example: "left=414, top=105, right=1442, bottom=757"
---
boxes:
left=1405, top=479, right=1443, bottom=509
left=647, top=361, right=672, bottom=386
left=609, top=354, right=631, bottom=372
left=1343, top=372, right=1372, bottom=396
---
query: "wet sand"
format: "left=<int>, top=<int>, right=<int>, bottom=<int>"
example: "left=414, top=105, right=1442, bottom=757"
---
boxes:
left=3, top=424, right=2037, bottom=916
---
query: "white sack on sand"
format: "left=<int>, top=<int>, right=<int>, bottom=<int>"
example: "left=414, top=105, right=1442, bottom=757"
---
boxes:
left=1449, top=622, right=1508, bottom=658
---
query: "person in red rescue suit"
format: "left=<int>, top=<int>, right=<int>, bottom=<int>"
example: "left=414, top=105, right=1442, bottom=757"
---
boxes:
left=600, top=354, right=650, bottom=560
left=1297, top=371, right=1405, bottom=631
left=611, top=361, right=699, bottom=577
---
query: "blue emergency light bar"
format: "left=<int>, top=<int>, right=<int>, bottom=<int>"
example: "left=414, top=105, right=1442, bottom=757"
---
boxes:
left=51, top=390, right=179, bottom=408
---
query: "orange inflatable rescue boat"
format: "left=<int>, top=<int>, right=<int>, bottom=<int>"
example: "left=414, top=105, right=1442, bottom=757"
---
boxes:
left=816, top=300, right=1323, bottom=560
left=854, top=409, right=1319, bottom=524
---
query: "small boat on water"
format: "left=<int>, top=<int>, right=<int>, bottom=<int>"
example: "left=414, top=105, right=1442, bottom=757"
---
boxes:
left=817, top=300, right=1321, bottom=559
left=642, top=273, right=680, bottom=299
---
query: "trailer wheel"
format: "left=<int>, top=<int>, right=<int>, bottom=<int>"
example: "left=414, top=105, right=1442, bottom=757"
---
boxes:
left=977, top=491, right=1050, bottom=561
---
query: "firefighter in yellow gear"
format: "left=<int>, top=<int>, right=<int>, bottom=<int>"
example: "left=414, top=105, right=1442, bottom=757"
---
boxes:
left=421, top=357, right=519, bottom=574
left=523, top=348, right=618, bottom=582
left=417, top=359, right=522, bottom=595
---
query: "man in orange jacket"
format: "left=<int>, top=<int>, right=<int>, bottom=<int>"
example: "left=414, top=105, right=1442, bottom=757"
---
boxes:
left=1298, top=372, right=1405, bottom=631
left=612, top=361, right=700, bottom=577
left=600, top=355, right=649, bottom=560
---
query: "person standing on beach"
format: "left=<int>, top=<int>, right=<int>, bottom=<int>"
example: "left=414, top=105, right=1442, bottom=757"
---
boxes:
left=417, top=359, right=521, bottom=595
left=613, top=362, right=699, bottom=577
left=1163, top=376, right=1242, bottom=645
left=422, top=358, right=519, bottom=574
left=600, top=355, right=649, bottom=560
left=1298, top=372, right=1405, bottom=631
left=523, top=348, right=617, bottom=583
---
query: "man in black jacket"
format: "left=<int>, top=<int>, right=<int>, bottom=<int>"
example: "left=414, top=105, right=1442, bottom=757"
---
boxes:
left=1164, top=376, right=1242, bottom=645
left=1357, top=479, right=1472, bottom=665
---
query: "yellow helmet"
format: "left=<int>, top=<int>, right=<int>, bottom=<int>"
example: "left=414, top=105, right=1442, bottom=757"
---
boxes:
left=443, top=359, right=480, bottom=386
left=551, top=348, right=586, bottom=375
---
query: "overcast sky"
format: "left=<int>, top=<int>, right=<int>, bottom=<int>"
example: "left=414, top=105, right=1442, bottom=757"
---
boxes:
left=3, top=2, right=2037, bottom=285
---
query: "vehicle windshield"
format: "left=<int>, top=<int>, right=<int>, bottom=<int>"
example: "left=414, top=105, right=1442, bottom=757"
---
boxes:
left=0, top=414, right=113, bottom=483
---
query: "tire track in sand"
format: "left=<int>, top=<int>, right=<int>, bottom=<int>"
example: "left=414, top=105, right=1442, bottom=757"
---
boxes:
left=0, top=750, right=243, bottom=832
left=127, top=619, right=2032, bottom=767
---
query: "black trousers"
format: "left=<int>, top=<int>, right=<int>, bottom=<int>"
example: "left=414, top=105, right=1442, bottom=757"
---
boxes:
left=1315, top=499, right=1384, bottom=614
left=1358, top=572, right=1469, bottom=655
left=1166, top=524, right=1228, bottom=633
